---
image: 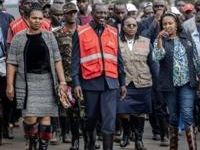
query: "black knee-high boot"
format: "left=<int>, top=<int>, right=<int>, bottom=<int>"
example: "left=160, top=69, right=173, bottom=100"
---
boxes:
left=169, top=125, right=178, bottom=150
left=120, top=118, right=130, bottom=147
left=38, top=124, right=52, bottom=150
left=23, top=122, right=39, bottom=150
left=185, top=125, right=197, bottom=150
left=60, top=116, right=70, bottom=143
left=158, top=116, right=169, bottom=146
left=131, top=116, right=147, bottom=150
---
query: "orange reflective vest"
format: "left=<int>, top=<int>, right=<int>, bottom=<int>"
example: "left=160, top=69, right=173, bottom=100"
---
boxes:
left=8, top=17, right=51, bottom=43
left=77, top=24, right=118, bottom=80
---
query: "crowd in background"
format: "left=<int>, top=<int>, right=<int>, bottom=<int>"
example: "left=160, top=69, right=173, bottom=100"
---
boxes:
left=0, top=0, right=200, bottom=150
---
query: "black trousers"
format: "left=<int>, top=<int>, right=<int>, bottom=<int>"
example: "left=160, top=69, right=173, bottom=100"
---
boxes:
left=0, top=77, right=16, bottom=128
left=149, top=86, right=169, bottom=138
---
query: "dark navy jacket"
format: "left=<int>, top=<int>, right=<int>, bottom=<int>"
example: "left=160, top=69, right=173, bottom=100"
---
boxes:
left=0, top=11, right=14, bottom=54
left=139, top=16, right=160, bottom=44
left=157, top=31, right=198, bottom=91
left=71, top=21, right=126, bottom=91
left=0, top=12, right=13, bottom=41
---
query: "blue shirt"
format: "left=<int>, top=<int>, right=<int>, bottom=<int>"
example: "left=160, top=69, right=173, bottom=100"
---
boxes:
left=0, top=27, right=4, bottom=57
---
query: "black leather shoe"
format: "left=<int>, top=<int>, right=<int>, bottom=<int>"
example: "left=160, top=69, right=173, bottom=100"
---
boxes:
left=70, top=139, right=79, bottom=150
left=120, top=135, right=129, bottom=147
left=39, top=139, right=48, bottom=150
left=152, top=134, right=160, bottom=141
left=95, top=142, right=101, bottom=149
left=0, top=137, right=2, bottom=146
left=62, top=133, right=71, bottom=143
left=160, top=137, right=169, bottom=147
left=135, top=141, right=147, bottom=150
left=3, top=127, right=14, bottom=139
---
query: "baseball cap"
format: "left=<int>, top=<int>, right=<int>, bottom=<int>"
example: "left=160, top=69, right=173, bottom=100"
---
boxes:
left=63, top=2, right=77, bottom=13
left=126, top=3, right=137, bottom=12
left=153, top=0, right=167, bottom=7
left=183, top=3, right=194, bottom=12
left=51, top=4, right=64, bottom=15
left=143, top=2, right=153, bottom=9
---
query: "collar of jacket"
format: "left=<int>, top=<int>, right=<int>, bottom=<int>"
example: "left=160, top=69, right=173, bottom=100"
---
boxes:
left=89, top=20, right=105, bottom=31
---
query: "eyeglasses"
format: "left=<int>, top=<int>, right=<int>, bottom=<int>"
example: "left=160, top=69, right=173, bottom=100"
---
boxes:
left=154, top=5, right=165, bottom=8
left=145, top=12, right=154, bottom=15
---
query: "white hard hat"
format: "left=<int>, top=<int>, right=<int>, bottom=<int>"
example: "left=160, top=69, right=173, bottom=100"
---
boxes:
left=71, top=0, right=76, bottom=5
left=126, top=3, right=138, bottom=12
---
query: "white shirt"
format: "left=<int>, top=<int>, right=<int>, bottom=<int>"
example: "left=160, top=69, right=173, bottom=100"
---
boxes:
left=191, top=30, right=200, bottom=57
left=126, top=38, right=134, bottom=51
left=0, top=27, right=4, bottom=57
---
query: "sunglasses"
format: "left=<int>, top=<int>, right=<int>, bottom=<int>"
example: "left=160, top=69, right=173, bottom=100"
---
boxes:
left=146, top=12, right=154, bottom=15
left=126, top=24, right=137, bottom=28
left=154, top=5, right=165, bottom=8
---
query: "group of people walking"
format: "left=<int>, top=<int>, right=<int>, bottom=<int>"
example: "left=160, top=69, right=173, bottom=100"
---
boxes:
left=0, top=0, right=200, bottom=150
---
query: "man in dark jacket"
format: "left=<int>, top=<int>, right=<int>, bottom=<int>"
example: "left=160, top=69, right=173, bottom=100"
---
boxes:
left=139, top=0, right=169, bottom=145
left=71, top=3, right=126, bottom=150
left=107, top=2, right=127, bottom=33
left=139, top=0, right=167, bottom=44
left=0, top=0, right=14, bottom=143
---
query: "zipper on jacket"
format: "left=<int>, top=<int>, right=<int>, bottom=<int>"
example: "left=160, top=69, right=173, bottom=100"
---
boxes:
left=98, top=34, right=105, bottom=75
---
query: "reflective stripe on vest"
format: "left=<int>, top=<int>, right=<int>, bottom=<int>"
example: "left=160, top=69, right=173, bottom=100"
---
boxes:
left=80, top=53, right=117, bottom=63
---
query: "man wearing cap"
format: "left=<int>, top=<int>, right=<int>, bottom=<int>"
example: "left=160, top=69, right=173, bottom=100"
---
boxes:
left=53, top=0, right=65, bottom=8
left=183, top=3, right=195, bottom=21
left=53, top=2, right=80, bottom=150
left=48, top=2, right=66, bottom=146
left=183, top=1, right=200, bottom=35
left=139, top=0, right=170, bottom=147
left=7, top=0, right=51, bottom=44
left=126, top=3, right=138, bottom=18
left=50, top=4, right=64, bottom=30
left=140, top=2, right=154, bottom=20
left=139, top=0, right=167, bottom=43
left=71, top=2, right=126, bottom=150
